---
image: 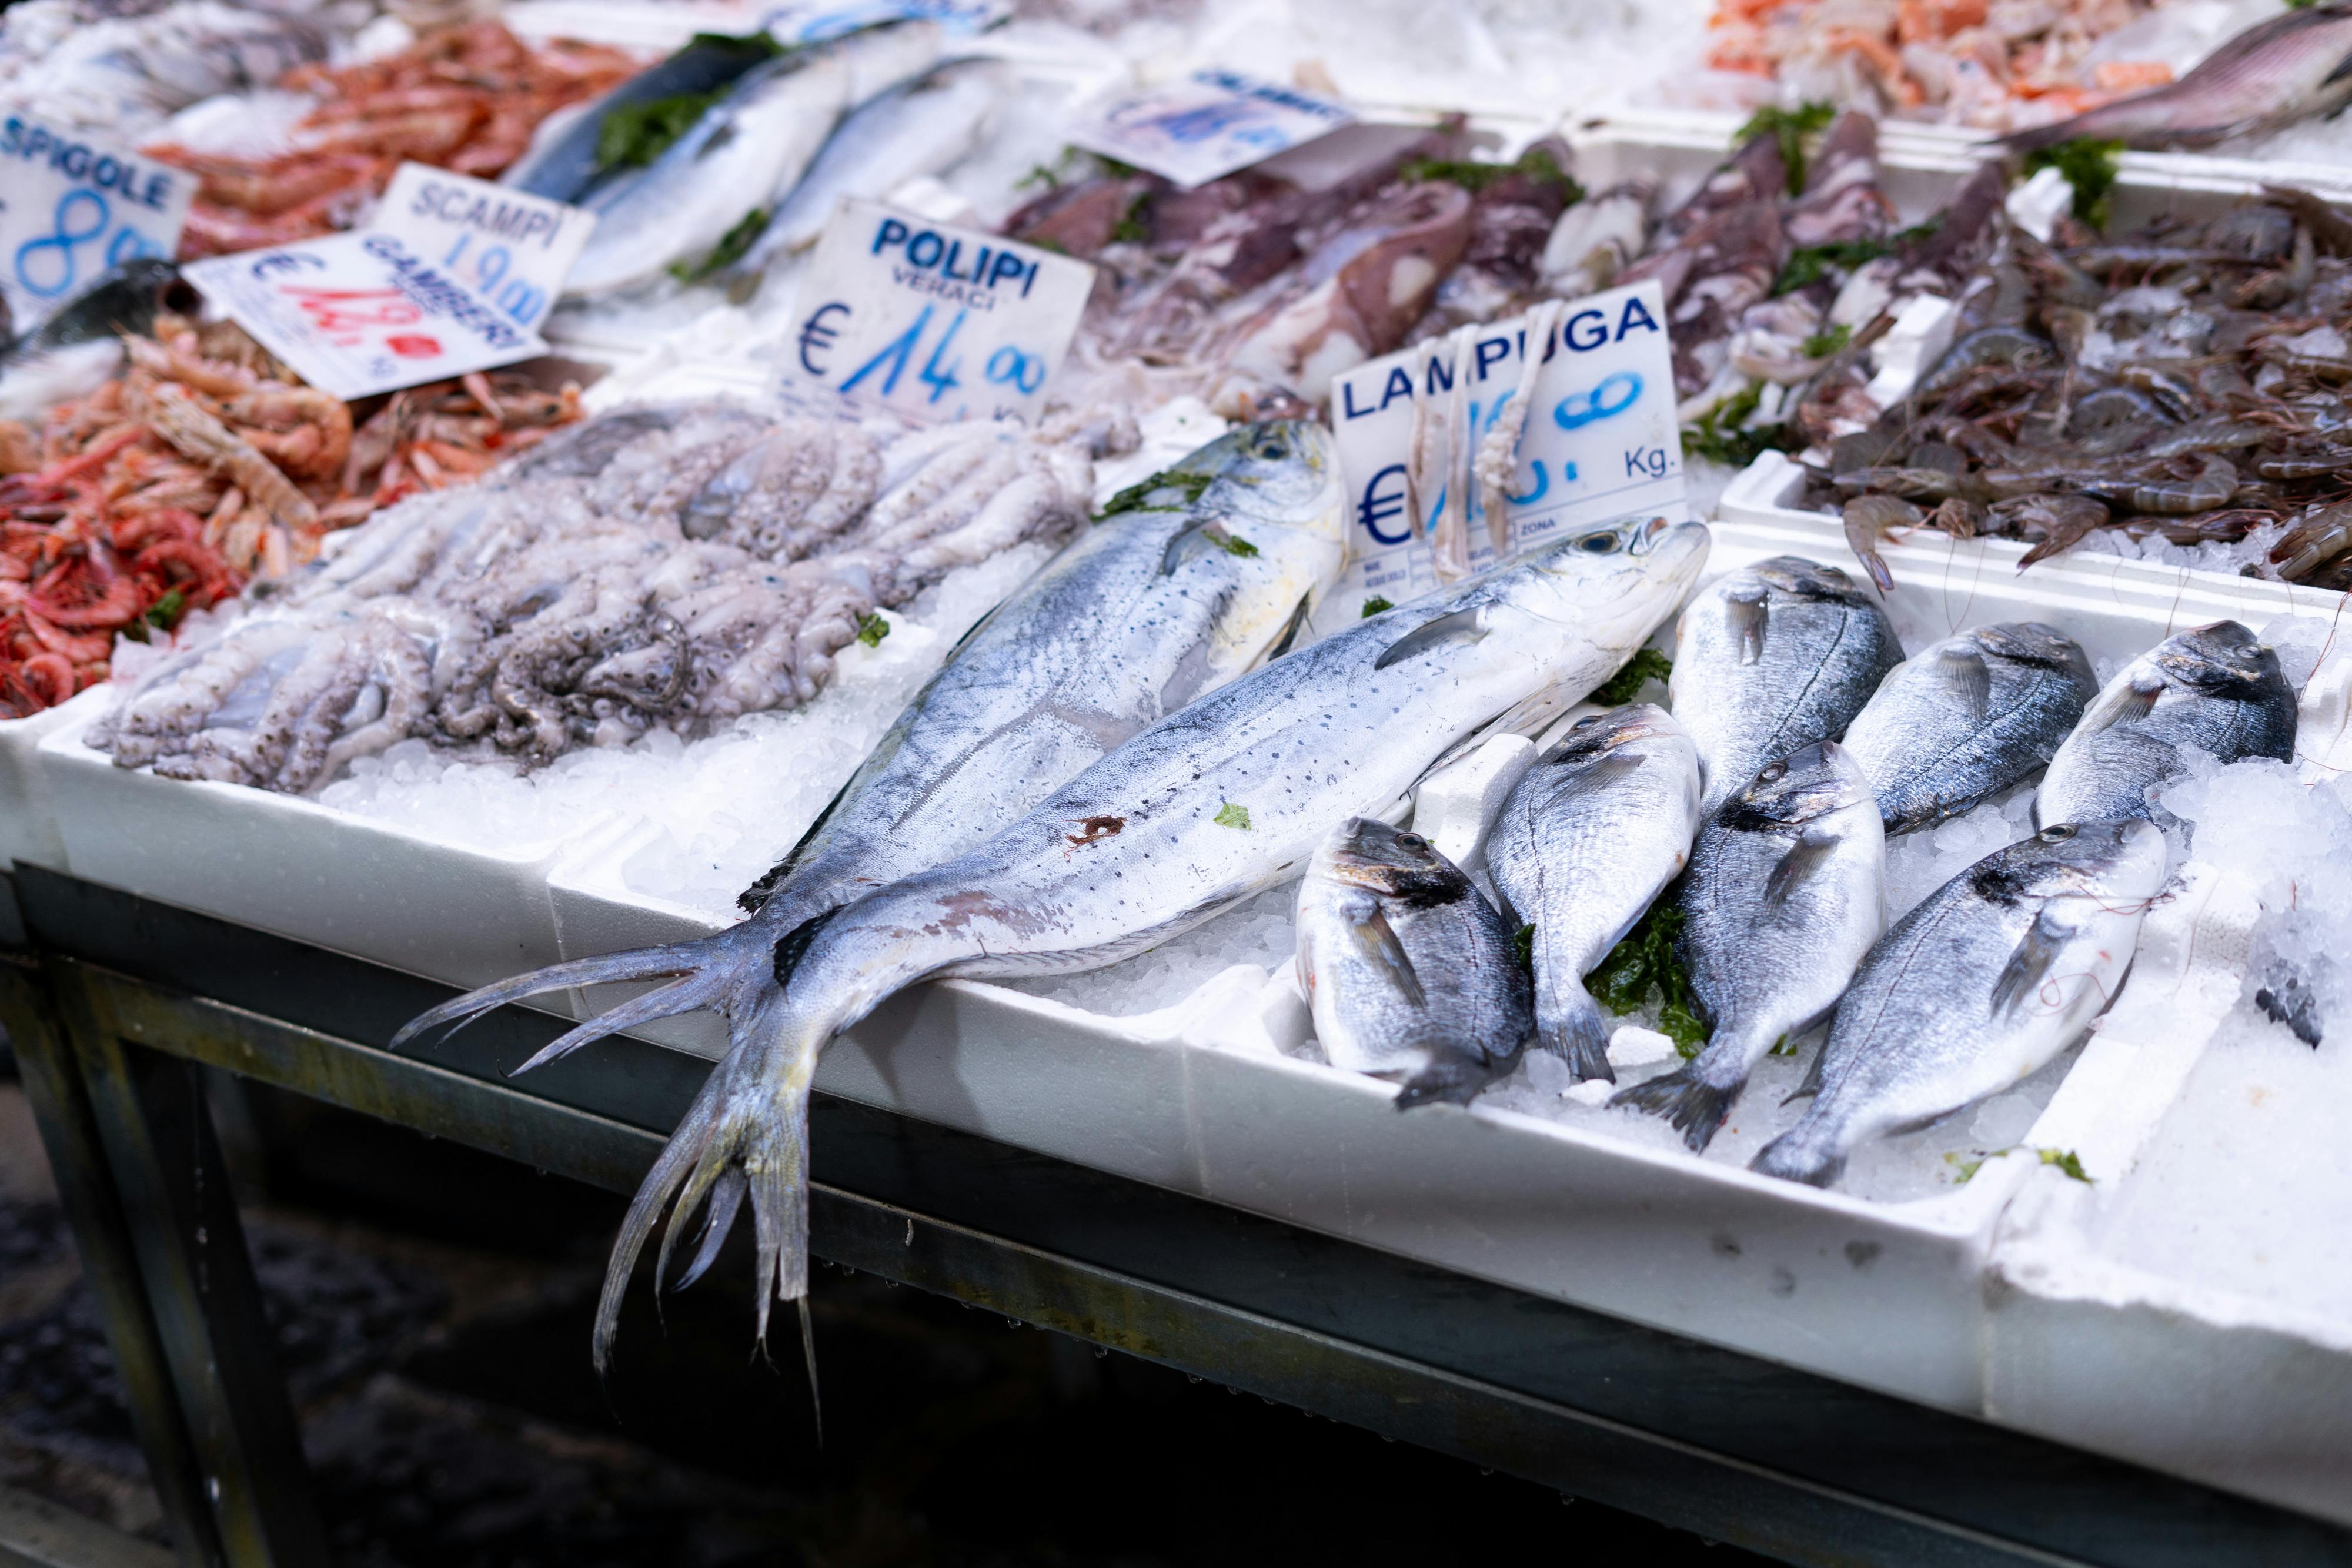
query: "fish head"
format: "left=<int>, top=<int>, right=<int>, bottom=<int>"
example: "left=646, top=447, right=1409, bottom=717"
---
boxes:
left=1308, top=817, right=1473, bottom=905
left=1973, top=621, right=2095, bottom=681
left=1541, top=701, right=1684, bottom=766
left=2156, top=620, right=2286, bottom=696
left=1975, top=818, right=2169, bottom=905
left=1722, top=739, right=1875, bottom=830
left=1748, top=554, right=1874, bottom=607
left=1173, top=419, right=1340, bottom=525
left=1511, top=515, right=1711, bottom=646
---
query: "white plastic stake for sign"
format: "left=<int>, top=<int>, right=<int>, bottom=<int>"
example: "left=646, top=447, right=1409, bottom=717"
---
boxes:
left=369, top=163, right=594, bottom=331
left=1324, top=278, right=1685, bottom=629
left=182, top=231, right=547, bottom=401
left=783, top=197, right=1091, bottom=424
left=1065, top=68, right=1355, bottom=189
left=0, top=113, right=192, bottom=333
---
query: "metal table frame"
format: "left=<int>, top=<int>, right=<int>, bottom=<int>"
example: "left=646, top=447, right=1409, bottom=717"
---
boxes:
left=5, top=862, right=2348, bottom=1568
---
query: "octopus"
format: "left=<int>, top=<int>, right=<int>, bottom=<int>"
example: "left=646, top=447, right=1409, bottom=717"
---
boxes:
left=86, top=403, right=1127, bottom=793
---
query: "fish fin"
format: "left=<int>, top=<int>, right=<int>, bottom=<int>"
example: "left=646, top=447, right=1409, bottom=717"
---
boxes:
left=1611, top=1065, right=1740, bottom=1152
left=1750, top=1128, right=1845, bottom=1187
left=1782, top=1041, right=1830, bottom=1105
left=1159, top=517, right=1225, bottom=573
left=1264, top=593, right=1314, bottom=661
left=667, top=1168, right=746, bottom=1293
left=1351, top=906, right=1426, bottom=1008
left=1394, top=1045, right=1516, bottom=1109
left=2081, top=673, right=2163, bottom=734
left=390, top=935, right=746, bottom=1051
left=1935, top=643, right=1992, bottom=723
left=799, top=1296, right=824, bottom=1448
left=1538, top=991, right=1617, bottom=1082
left=1726, top=584, right=1768, bottom=664
left=1535, top=749, right=1649, bottom=798
left=1374, top=604, right=1489, bottom=669
left=1991, top=910, right=2069, bottom=1017
left=2328, top=45, right=2352, bottom=88
left=1764, top=826, right=1842, bottom=910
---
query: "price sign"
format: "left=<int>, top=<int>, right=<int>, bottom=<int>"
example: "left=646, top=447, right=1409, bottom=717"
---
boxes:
left=182, top=231, right=547, bottom=400
left=758, top=0, right=1008, bottom=43
left=1065, top=68, right=1354, bottom=189
left=1325, top=279, right=1686, bottom=628
left=0, top=113, right=192, bottom=333
left=368, top=163, right=594, bottom=329
left=785, top=199, right=1091, bottom=424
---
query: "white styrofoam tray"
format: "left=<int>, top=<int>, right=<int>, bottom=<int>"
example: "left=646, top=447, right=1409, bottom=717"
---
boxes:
left=1, top=686, right=107, bottom=872
left=530, top=513, right=2344, bottom=1460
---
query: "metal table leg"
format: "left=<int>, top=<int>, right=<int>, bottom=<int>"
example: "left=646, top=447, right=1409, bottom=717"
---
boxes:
left=0, top=954, right=226, bottom=1568
left=38, top=962, right=329, bottom=1568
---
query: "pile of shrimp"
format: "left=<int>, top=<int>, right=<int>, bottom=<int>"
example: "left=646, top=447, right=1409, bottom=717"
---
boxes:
left=1706, top=0, right=2176, bottom=131
left=148, top=21, right=640, bottom=258
left=0, top=316, right=580, bottom=719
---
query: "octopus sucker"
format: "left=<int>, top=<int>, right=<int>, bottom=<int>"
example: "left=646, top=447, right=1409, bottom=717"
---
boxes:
left=89, top=403, right=1121, bottom=794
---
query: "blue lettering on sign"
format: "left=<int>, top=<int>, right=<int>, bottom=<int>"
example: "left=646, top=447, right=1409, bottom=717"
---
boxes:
left=15, top=190, right=108, bottom=300
left=1563, top=308, right=1609, bottom=352
left=1358, top=463, right=1410, bottom=546
left=1619, top=295, right=1661, bottom=337
left=1554, top=370, right=1642, bottom=432
left=1507, top=461, right=1549, bottom=507
left=871, top=216, right=1037, bottom=296
left=1474, top=334, right=1512, bottom=380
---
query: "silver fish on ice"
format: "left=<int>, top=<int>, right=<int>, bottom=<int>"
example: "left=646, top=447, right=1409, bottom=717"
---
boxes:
left=2036, top=620, right=2295, bottom=827
left=1842, top=621, right=2097, bottom=835
left=407, top=514, right=1709, bottom=1367
left=1669, top=554, right=1904, bottom=814
left=1485, top=703, right=1702, bottom=1081
left=1751, top=819, right=2167, bottom=1187
left=1613, top=739, right=1885, bottom=1149
left=1295, top=817, right=1534, bottom=1107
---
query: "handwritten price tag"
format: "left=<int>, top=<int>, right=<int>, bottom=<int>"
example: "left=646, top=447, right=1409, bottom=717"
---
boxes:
left=1326, top=279, right=1686, bottom=624
left=182, top=231, right=547, bottom=400
left=0, top=113, right=192, bottom=333
left=368, top=163, right=593, bottom=329
left=1065, top=69, right=1354, bottom=189
left=784, top=199, right=1091, bottom=424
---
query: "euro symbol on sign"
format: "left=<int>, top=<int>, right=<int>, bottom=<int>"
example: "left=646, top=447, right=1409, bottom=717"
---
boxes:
left=799, top=301, right=850, bottom=377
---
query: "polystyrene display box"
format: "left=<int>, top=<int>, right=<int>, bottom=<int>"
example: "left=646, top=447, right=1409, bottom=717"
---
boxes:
left=34, top=710, right=604, bottom=996
left=0, top=686, right=108, bottom=873
left=525, top=514, right=2349, bottom=1436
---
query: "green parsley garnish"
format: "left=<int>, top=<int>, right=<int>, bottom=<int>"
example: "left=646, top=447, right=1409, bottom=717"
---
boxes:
left=1215, top=529, right=1258, bottom=558
left=143, top=587, right=186, bottom=632
left=1586, top=901, right=1706, bottom=1055
left=1800, top=323, right=1852, bottom=359
left=1214, top=801, right=1251, bottom=830
left=1681, top=382, right=1795, bottom=469
left=1110, top=190, right=1152, bottom=245
left=2022, top=138, right=2123, bottom=230
left=1402, top=145, right=1583, bottom=202
left=1734, top=101, right=1835, bottom=194
left=1014, top=163, right=1061, bottom=192
left=669, top=206, right=769, bottom=283
left=597, top=89, right=724, bottom=173
left=1592, top=646, right=1672, bottom=705
left=2037, top=1147, right=2093, bottom=1183
left=854, top=611, right=890, bottom=648
left=1096, top=467, right=1214, bottom=519
left=1361, top=594, right=1395, bottom=618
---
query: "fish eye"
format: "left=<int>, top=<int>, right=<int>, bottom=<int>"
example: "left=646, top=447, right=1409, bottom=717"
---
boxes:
left=1759, top=761, right=1786, bottom=783
left=1396, top=833, right=1429, bottom=852
left=1573, top=714, right=1602, bottom=729
left=2039, top=824, right=2076, bottom=842
left=1576, top=530, right=1620, bottom=554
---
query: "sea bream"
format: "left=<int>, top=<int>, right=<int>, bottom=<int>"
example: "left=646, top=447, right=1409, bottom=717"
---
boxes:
left=502, top=32, right=793, bottom=204
left=2037, top=620, right=2296, bottom=826
left=1669, top=555, right=1904, bottom=814
left=1295, top=817, right=1534, bottom=1106
left=1485, top=704, right=1702, bottom=1082
left=1612, top=739, right=1885, bottom=1149
left=1752, top=819, right=2167, bottom=1187
left=401, top=514, right=1710, bottom=1366
left=1842, top=622, right=2097, bottom=835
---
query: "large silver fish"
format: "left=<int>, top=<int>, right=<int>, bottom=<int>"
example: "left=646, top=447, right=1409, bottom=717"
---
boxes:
left=1294, top=817, right=1534, bottom=1107
left=1669, top=555, right=1904, bottom=815
left=1613, top=739, right=1884, bottom=1149
left=2037, top=620, right=2296, bottom=827
left=407, top=515, right=1709, bottom=1365
left=1752, top=819, right=2167, bottom=1186
left=1485, top=704, right=1702, bottom=1082
left=1842, top=622, right=2096, bottom=835
left=2002, top=4, right=2352, bottom=153
left=502, top=33, right=793, bottom=205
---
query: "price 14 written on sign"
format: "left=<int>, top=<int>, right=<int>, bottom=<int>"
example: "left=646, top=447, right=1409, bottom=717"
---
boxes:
left=0, top=113, right=193, bottom=333
left=786, top=199, right=1092, bottom=425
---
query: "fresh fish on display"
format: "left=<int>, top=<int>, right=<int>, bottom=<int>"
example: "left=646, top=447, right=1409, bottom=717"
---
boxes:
left=1295, top=817, right=1534, bottom=1107
left=1751, top=819, right=2167, bottom=1187
left=1612, top=740, right=1885, bottom=1150
left=397, top=514, right=1712, bottom=1367
left=2037, top=620, right=2297, bottom=827
left=1842, top=623, right=2097, bottom=835
left=1485, top=704, right=1703, bottom=1082
left=564, top=24, right=945, bottom=296
left=1669, top=555, right=1903, bottom=814
left=720, top=56, right=1017, bottom=293
left=0, top=0, right=326, bottom=138
left=2001, top=4, right=2352, bottom=153
left=502, top=32, right=792, bottom=204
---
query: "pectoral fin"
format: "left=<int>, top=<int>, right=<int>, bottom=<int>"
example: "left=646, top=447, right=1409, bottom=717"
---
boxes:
left=1352, top=907, right=1426, bottom=1008
left=1935, top=644, right=1992, bottom=723
left=1264, top=594, right=1313, bottom=661
left=1991, top=910, right=2069, bottom=1017
left=2081, top=673, right=2163, bottom=734
left=1726, top=584, right=1768, bottom=664
left=1764, top=826, right=1842, bottom=909
left=1375, top=605, right=1490, bottom=669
